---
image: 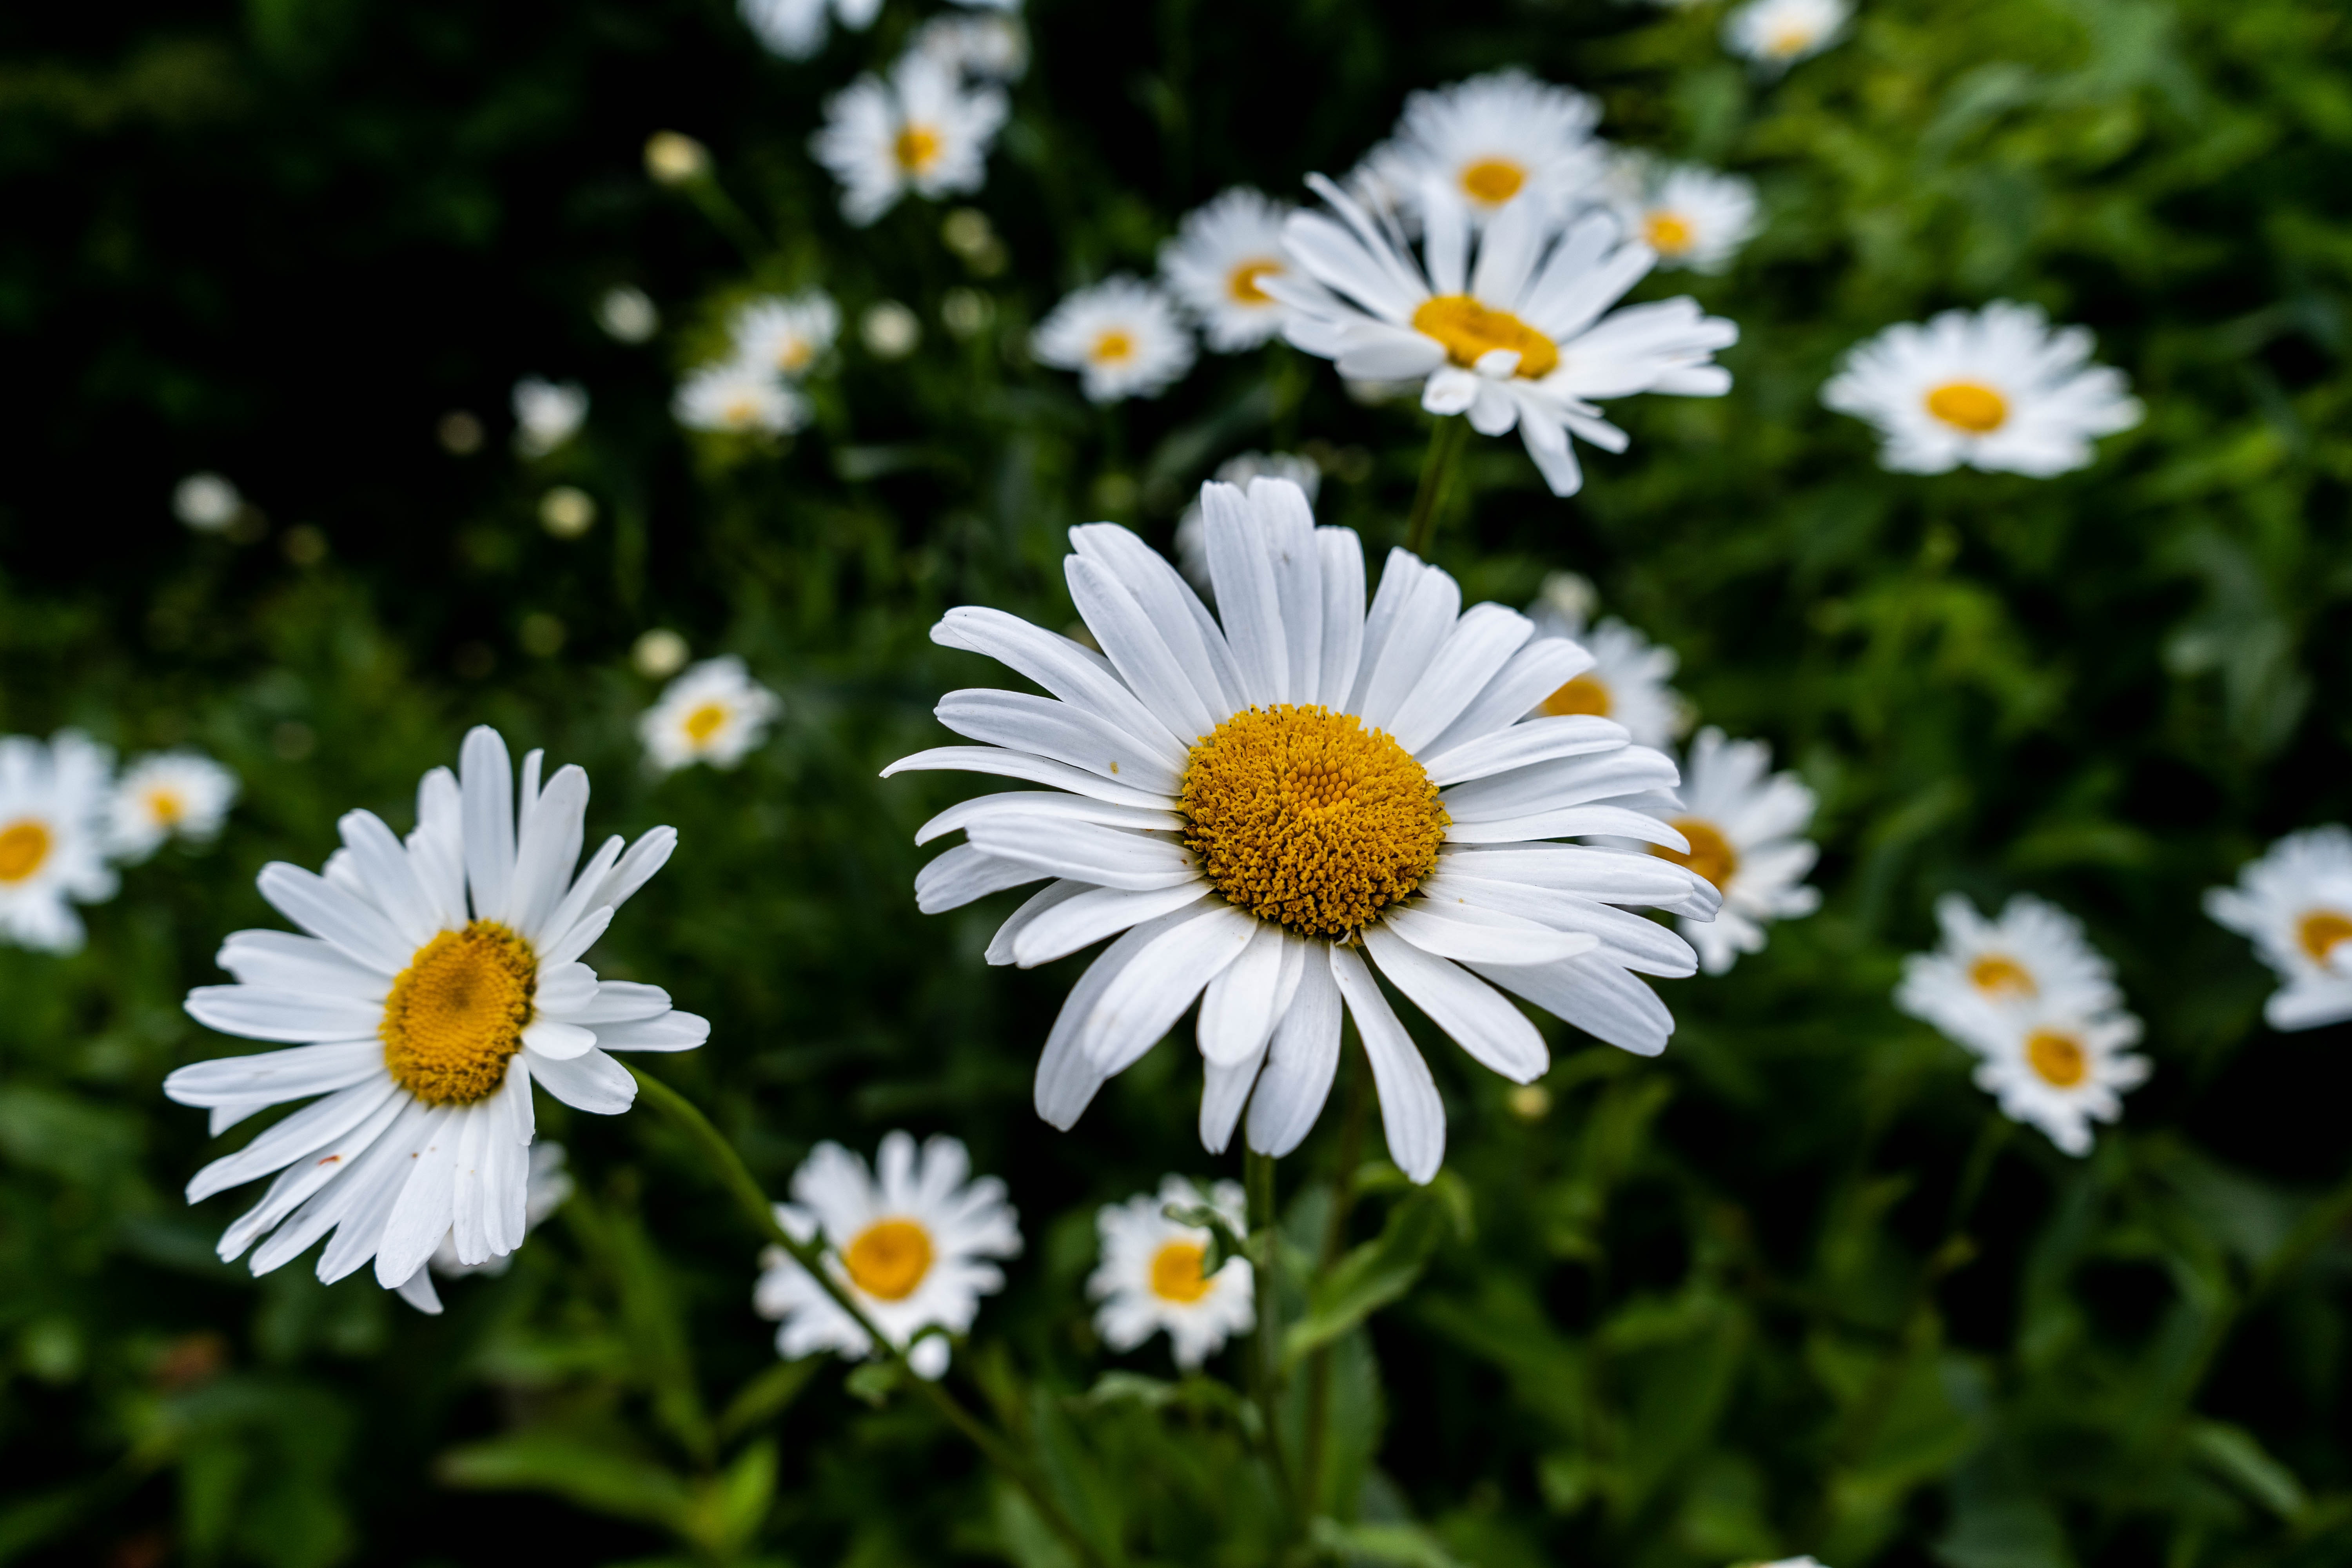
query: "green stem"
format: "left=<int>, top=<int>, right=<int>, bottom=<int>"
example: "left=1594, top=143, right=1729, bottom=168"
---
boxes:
left=1297, top=1043, right=1369, bottom=1512
left=1402, top=416, right=1469, bottom=558
left=1244, top=1148, right=1298, bottom=1521
left=623, top=1065, right=1109, bottom=1568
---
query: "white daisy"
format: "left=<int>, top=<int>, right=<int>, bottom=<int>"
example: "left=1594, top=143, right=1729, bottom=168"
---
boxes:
left=1724, top=0, right=1851, bottom=69
left=738, top=0, right=879, bottom=60
left=1896, top=893, right=2124, bottom=1052
left=1031, top=277, right=1197, bottom=404
left=811, top=54, right=1007, bottom=228
left=1160, top=188, right=1299, bottom=353
left=754, top=1131, right=1020, bottom=1379
left=597, top=285, right=661, bottom=344
left=2205, top=827, right=2352, bottom=1031
left=1968, top=998, right=2149, bottom=1157
left=1524, top=575, right=1686, bottom=751
left=109, top=750, right=240, bottom=862
left=396, top=1141, right=575, bottom=1314
left=1606, top=154, right=1760, bottom=275
left=673, top=359, right=808, bottom=436
left=174, top=473, right=243, bottom=532
left=163, top=727, right=711, bottom=1296
left=882, top=478, right=1722, bottom=1183
left=1641, top=727, right=1819, bottom=975
left=638, top=656, right=783, bottom=773
left=1356, top=70, right=1606, bottom=227
left=730, top=291, right=840, bottom=379
left=1271, top=176, right=1739, bottom=497
left=0, top=731, right=117, bottom=955
left=1176, top=451, right=1323, bottom=595
left=913, top=10, right=1028, bottom=82
left=1822, top=302, right=2141, bottom=477
left=512, top=377, right=588, bottom=458
left=1089, top=1175, right=1254, bottom=1370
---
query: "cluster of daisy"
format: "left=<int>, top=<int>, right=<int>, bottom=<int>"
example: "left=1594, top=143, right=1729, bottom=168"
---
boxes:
left=675, top=290, right=842, bottom=438
left=0, top=733, right=236, bottom=955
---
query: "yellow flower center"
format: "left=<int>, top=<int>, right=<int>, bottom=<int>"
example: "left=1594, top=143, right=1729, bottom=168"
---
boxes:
left=1643, top=211, right=1695, bottom=256
left=1969, top=953, right=2036, bottom=998
left=379, top=921, right=538, bottom=1106
left=146, top=788, right=186, bottom=827
left=844, top=1218, right=934, bottom=1301
left=1767, top=24, right=1817, bottom=56
left=1411, top=295, right=1559, bottom=379
left=1227, top=260, right=1280, bottom=304
left=722, top=395, right=761, bottom=429
left=1181, top=705, right=1449, bottom=938
left=2298, top=910, right=2352, bottom=965
left=1540, top=673, right=1612, bottom=718
left=894, top=125, right=942, bottom=174
left=1091, top=329, right=1136, bottom=364
left=1924, top=380, right=2010, bottom=434
left=0, top=818, right=53, bottom=884
left=683, top=702, right=731, bottom=744
left=1650, top=817, right=1739, bottom=890
left=1459, top=158, right=1526, bottom=205
left=2025, top=1029, right=2087, bottom=1089
left=777, top=339, right=812, bottom=373
left=1149, top=1240, right=1212, bottom=1303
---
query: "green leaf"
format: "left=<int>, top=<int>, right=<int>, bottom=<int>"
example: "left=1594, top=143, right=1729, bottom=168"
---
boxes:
left=1282, top=1174, right=1471, bottom=1369
left=717, top=1357, right=823, bottom=1443
left=1308, top=1517, right=1467, bottom=1568
left=436, top=1432, right=695, bottom=1534
left=844, top=1359, right=902, bottom=1406
left=2188, top=1420, right=2309, bottom=1520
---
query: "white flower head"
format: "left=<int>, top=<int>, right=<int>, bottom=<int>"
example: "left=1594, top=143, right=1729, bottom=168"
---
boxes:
left=1641, top=727, right=1820, bottom=975
left=2205, top=827, right=2352, bottom=1032
left=163, top=726, right=710, bottom=1296
left=1897, top=893, right=2124, bottom=1052
left=673, top=359, right=809, bottom=437
left=730, top=291, right=841, bottom=379
left=174, top=473, right=243, bottom=532
left=1524, top=578, right=1686, bottom=751
left=109, top=750, right=240, bottom=862
left=739, top=0, right=880, bottom=59
left=811, top=54, right=1007, bottom=227
left=755, top=1131, right=1021, bottom=1379
left=398, top=1141, right=576, bottom=1312
left=1724, top=0, right=1851, bottom=69
left=639, top=656, right=782, bottom=773
left=1176, top=452, right=1324, bottom=594
left=1823, top=302, right=2141, bottom=477
left=1089, top=1176, right=1254, bottom=1369
left=1032, top=277, right=1197, bottom=404
left=598, top=285, right=661, bottom=344
left=1160, top=188, right=1300, bottom=353
left=1357, top=70, right=1607, bottom=227
left=1273, top=176, right=1739, bottom=497
left=884, top=479, right=1724, bottom=1183
left=511, top=377, right=588, bottom=458
left=913, top=10, right=1028, bottom=82
left=1606, top=153, right=1760, bottom=274
left=0, top=732, right=118, bottom=954
left=1969, top=998, right=2149, bottom=1157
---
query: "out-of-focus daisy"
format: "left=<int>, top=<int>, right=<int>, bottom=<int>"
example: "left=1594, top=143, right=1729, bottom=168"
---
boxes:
left=1724, top=0, right=1851, bottom=69
left=0, top=732, right=117, bottom=954
left=1160, top=188, right=1299, bottom=353
left=1896, top=893, right=2123, bottom=1051
left=644, top=131, right=711, bottom=186
left=639, top=656, right=782, bottom=773
left=109, top=751, right=239, bottom=862
left=2205, top=827, right=2352, bottom=1031
left=1641, top=727, right=1819, bottom=975
left=1356, top=70, right=1606, bottom=226
left=396, top=1142, right=575, bottom=1314
left=913, top=10, right=1028, bottom=81
left=1032, top=278, right=1197, bottom=404
left=1823, top=303, right=2140, bottom=477
left=1089, top=1175, right=1253, bottom=1369
left=174, top=473, right=243, bottom=533
left=812, top=54, right=1007, bottom=227
left=730, top=291, right=840, bottom=378
left=1273, top=177, right=1737, bottom=497
left=739, top=0, right=880, bottom=59
left=673, top=359, right=808, bottom=436
left=163, top=727, right=709, bottom=1296
left=1524, top=575, right=1686, bottom=752
left=512, top=377, right=588, bottom=458
left=1176, top=452, right=1323, bottom=594
left=1969, top=998, right=2149, bottom=1156
left=597, top=285, right=661, bottom=344
left=754, top=1132, right=1020, bottom=1379
left=884, top=479, right=1721, bottom=1182
left=1606, top=154, right=1760, bottom=274
left=862, top=301, right=923, bottom=359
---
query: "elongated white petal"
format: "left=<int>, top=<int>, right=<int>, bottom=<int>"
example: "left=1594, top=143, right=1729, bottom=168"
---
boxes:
left=1314, top=528, right=1367, bottom=710
left=1382, top=903, right=1598, bottom=965
left=553, top=980, right=674, bottom=1024
left=1330, top=944, right=1444, bottom=1183
left=1197, top=917, right=1285, bottom=1066
left=535, top=835, right=624, bottom=953
left=915, top=791, right=1181, bottom=847
left=1353, top=560, right=1462, bottom=731
left=186, top=1078, right=400, bottom=1203
left=505, top=764, right=589, bottom=936
left=1080, top=903, right=1258, bottom=1073
left=217, top=930, right=388, bottom=1000
left=1419, top=715, right=1628, bottom=785
left=1065, top=557, right=1220, bottom=744
left=537, top=905, right=613, bottom=968
left=530, top=1047, right=637, bottom=1114
left=1247, top=938, right=1342, bottom=1157
left=163, top=1040, right=383, bottom=1107
left=1034, top=907, right=1204, bottom=1128
left=1420, top=637, right=1594, bottom=757
left=882, top=746, right=1177, bottom=809
left=460, top=726, right=517, bottom=924
left=1011, top=885, right=1214, bottom=968
left=964, top=817, right=1199, bottom=892
left=1388, top=604, right=1533, bottom=753
left=374, top=1115, right=464, bottom=1286
left=936, top=690, right=1185, bottom=795
left=592, top=1011, right=711, bottom=1052
left=592, top=827, right=676, bottom=913
left=1253, top=479, right=1325, bottom=706
left=1441, top=748, right=1681, bottom=821
left=915, top=844, right=1049, bottom=913
left=986, top=880, right=1091, bottom=966
left=334, top=810, right=441, bottom=950
left=933, top=605, right=1189, bottom=763
left=1445, top=805, right=1691, bottom=848
left=521, top=1018, right=598, bottom=1060
left=256, top=863, right=407, bottom=975
left=1471, top=954, right=1672, bottom=1057
left=1068, top=523, right=1246, bottom=719
left=186, top=986, right=385, bottom=1044
left=1200, top=1037, right=1268, bottom=1155
left=1361, top=924, right=1548, bottom=1082
left=220, top=1091, right=412, bottom=1264
left=1202, top=482, right=1289, bottom=708
left=534, top=962, right=597, bottom=1016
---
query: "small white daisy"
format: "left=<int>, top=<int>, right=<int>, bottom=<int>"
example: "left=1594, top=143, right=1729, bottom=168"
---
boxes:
left=1160, top=188, right=1299, bottom=353
left=1089, top=1175, right=1254, bottom=1370
left=0, top=732, right=117, bottom=954
left=597, top=285, right=661, bottom=344
left=754, top=1131, right=1021, bottom=1379
left=512, top=377, right=588, bottom=458
left=913, top=10, right=1028, bottom=82
left=730, top=291, right=840, bottom=379
left=638, top=657, right=782, bottom=773
left=1606, top=154, right=1760, bottom=275
left=1969, top=999, right=2149, bottom=1157
left=1524, top=575, right=1686, bottom=752
left=1356, top=70, right=1606, bottom=227
left=1824, top=301, right=2141, bottom=477
left=811, top=54, right=1007, bottom=228
left=109, top=750, right=240, bottom=862
left=1272, top=176, right=1738, bottom=496
left=396, top=1141, right=575, bottom=1313
left=884, top=479, right=1723, bottom=1182
left=2205, top=827, right=2352, bottom=1031
left=1896, top=893, right=2124, bottom=1051
left=673, top=359, right=809, bottom=436
left=163, top=727, right=710, bottom=1296
left=738, top=0, right=880, bottom=59
left=1641, top=727, right=1820, bottom=975
left=1724, top=0, right=1851, bottom=69
left=174, top=473, right=243, bottom=532
left=1031, top=278, right=1197, bottom=404
left=1176, top=451, right=1323, bottom=595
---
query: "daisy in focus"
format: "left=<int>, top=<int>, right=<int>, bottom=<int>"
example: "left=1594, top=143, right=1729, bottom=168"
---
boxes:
left=1896, top=893, right=2123, bottom=1051
left=1090, top=1175, right=1254, bottom=1370
left=1176, top=451, right=1323, bottom=595
left=1160, top=188, right=1299, bottom=353
left=913, top=10, right=1028, bottom=82
left=1525, top=574, right=1686, bottom=751
left=1357, top=69, right=1606, bottom=226
left=1822, top=302, right=2142, bottom=477
left=1272, top=176, right=1738, bottom=496
left=1724, top=0, right=1851, bottom=69
left=639, top=656, right=782, bottom=773
left=163, top=727, right=710, bottom=1296
left=811, top=54, right=1007, bottom=227
left=0, top=731, right=118, bottom=954
left=2205, top=827, right=2352, bottom=1031
left=1606, top=155, right=1760, bottom=275
left=730, top=291, right=840, bottom=379
left=398, top=1141, right=575, bottom=1314
left=739, top=0, right=879, bottom=60
left=1031, top=278, right=1197, bottom=404
left=884, top=478, right=1721, bottom=1182
left=512, top=377, right=588, bottom=458
left=673, top=360, right=808, bottom=436
left=1968, top=998, right=2149, bottom=1157
left=755, top=1132, right=1020, bottom=1379
left=109, top=750, right=240, bottom=862
left=1641, top=727, right=1820, bottom=975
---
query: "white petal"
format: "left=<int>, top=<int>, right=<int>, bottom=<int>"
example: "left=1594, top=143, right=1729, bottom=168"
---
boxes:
left=394, top=1266, right=445, bottom=1315
left=535, top=836, right=625, bottom=953
left=460, top=726, right=518, bottom=924
left=221, top=1092, right=413, bottom=1265
left=1068, top=523, right=1247, bottom=720
left=591, top=1011, right=711, bottom=1053
left=1445, top=804, right=1692, bottom=848
left=186, top=1078, right=401, bottom=1203
left=1065, top=558, right=1220, bottom=744
left=1246, top=940, right=1341, bottom=1158
left=915, top=790, right=1181, bottom=847
left=530, top=1047, right=638, bottom=1114
left=1010, top=885, right=1215, bottom=967
left=915, top=844, right=1049, bottom=913
left=932, top=605, right=1188, bottom=763
left=1387, top=604, right=1532, bottom=753
left=1080, top=903, right=1259, bottom=1072
left=521, top=1018, right=599, bottom=1060
left=552, top=980, right=673, bottom=1024
left=537, top=905, right=613, bottom=968
left=1382, top=903, right=1598, bottom=965
left=1471, top=954, right=1671, bottom=1057
left=185, top=986, right=385, bottom=1044
left=592, top=827, right=677, bottom=912
left=1441, top=748, right=1681, bottom=821
left=1314, top=528, right=1368, bottom=710
left=1201, top=482, right=1289, bottom=708
left=882, top=746, right=1177, bottom=810
left=218, top=929, right=388, bottom=1000
left=334, top=810, right=442, bottom=950
left=1200, top=1038, right=1268, bottom=1155
left=1351, top=557, right=1461, bottom=731
left=1252, top=479, right=1325, bottom=705
left=1419, top=715, right=1629, bottom=785
left=163, top=1040, right=384, bottom=1107
left=374, top=1115, right=464, bottom=1287
left=1361, top=924, right=1548, bottom=1082
left=933, top=690, right=1184, bottom=795
left=1197, top=918, right=1285, bottom=1066
left=986, top=881, right=1091, bottom=966
left=505, top=764, right=589, bottom=936
left=964, top=817, right=1199, bottom=892
left=256, top=863, right=408, bottom=975
left=534, top=962, right=597, bottom=1016
left=1330, top=944, right=1445, bottom=1183
left=1033, top=906, right=1213, bottom=1128
left=1421, top=637, right=1594, bottom=756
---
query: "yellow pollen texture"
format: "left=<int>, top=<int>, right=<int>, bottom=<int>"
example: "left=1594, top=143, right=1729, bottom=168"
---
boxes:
left=1181, top=705, right=1448, bottom=938
left=893, top=125, right=942, bottom=174
left=2025, top=1029, right=2088, bottom=1089
left=1924, top=380, right=2010, bottom=434
left=845, top=1218, right=933, bottom=1301
left=2299, top=911, right=2352, bottom=964
left=1411, top=295, right=1559, bottom=379
left=1149, top=1240, right=1212, bottom=1303
left=1227, top=260, right=1279, bottom=304
left=1541, top=673, right=1612, bottom=719
left=683, top=702, right=730, bottom=744
left=1644, top=211, right=1695, bottom=255
left=0, top=819, right=52, bottom=884
left=379, top=921, right=537, bottom=1106
left=1459, top=158, right=1526, bottom=204
left=1651, top=817, right=1739, bottom=890
left=1969, top=953, right=2036, bottom=997
left=1091, top=329, right=1136, bottom=364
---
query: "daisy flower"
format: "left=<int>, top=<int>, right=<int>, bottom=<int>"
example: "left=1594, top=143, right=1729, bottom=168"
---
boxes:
left=162, top=727, right=710, bottom=1296
left=1640, top=728, right=1819, bottom=975
left=2205, top=827, right=2352, bottom=1031
left=883, top=478, right=1721, bottom=1182
left=1176, top=451, right=1323, bottom=595
left=1896, top=893, right=2123, bottom=1051
left=1525, top=575, right=1686, bottom=751
left=1031, top=277, right=1197, bottom=404
left=1089, top=1175, right=1254, bottom=1370
left=396, top=1141, right=575, bottom=1314
left=1359, top=69, right=1606, bottom=226
left=739, top=0, right=879, bottom=60
left=639, top=656, right=782, bottom=773
left=913, top=11, right=1028, bottom=82
left=511, top=377, right=588, bottom=457
left=1724, top=0, right=1851, bottom=69
left=109, top=750, right=240, bottom=862
left=1822, top=302, right=2142, bottom=477
left=811, top=54, right=1007, bottom=227
left=174, top=473, right=243, bottom=532
left=673, top=359, right=808, bottom=437
left=754, top=1131, right=1020, bottom=1379
left=1160, top=188, right=1299, bottom=353
left=1271, top=176, right=1738, bottom=497
left=1606, top=154, right=1760, bottom=275
left=0, top=731, right=117, bottom=954
left=730, top=291, right=840, bottom=379
left=1967, top=998, right=2149, bottom=1157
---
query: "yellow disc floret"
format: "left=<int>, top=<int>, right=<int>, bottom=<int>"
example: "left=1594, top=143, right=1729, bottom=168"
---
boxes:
left=1924, top=380, right=2009, bottom=434
left=0, top=819, right=53, bottom=884
left=1149, top=1240, right=1212, bottom=1303
left=2298, top=910, right=2352, bottom=965
left=1412, top=295, right=1560, bottom=379
left=1459, top=158, right=1526, bottom=204
left=1181, top=705, right=1448, bottom=938
left=844, top=1218, right=934, bottom=1301
left=894, top=125, right=942, bottom=174
left=1969, top=953, right=2036, bottom=997
left=380, top=921, right=538, bottom=1106
left=1650, top=817, right=1739, bottom=890
left=2025, top=1029, right=2087, bottom=1089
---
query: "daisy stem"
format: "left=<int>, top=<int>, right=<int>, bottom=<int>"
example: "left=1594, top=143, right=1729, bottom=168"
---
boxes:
left=1403, top=415, right=1470, bottom=558
left=1244, top=1148, right=1300, bottom=1521
left=622, top=1064, right=1111, bottom=1568
left=1298, top=1045, right=1370, bottom=1513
